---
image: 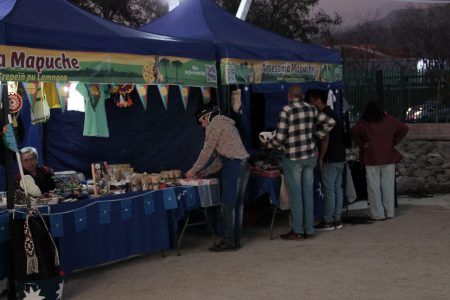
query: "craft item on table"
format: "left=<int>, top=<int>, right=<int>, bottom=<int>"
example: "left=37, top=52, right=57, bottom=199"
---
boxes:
left=179, top=178, right=219, bottom=186
left=130, top=174, right=142, bottom=192
left=52, top=171, right=81, bottom=194
left=150, top=173, right=161, bottom=190
left=258, top=130, right=276, bottom=144
left=109, top=180, right=127, bottom=194
left=14, top=190, right=28, bottom=206
left=249, top=166, right=281, bottom=178
left=109, top=164, right=132, bottom=181
left=141, top=173, right=150, bottom=191
left=168, top=170, right=175, bottom=183
left=20, top=175, right=42, bottom=198
left=174, top=170, right=182, bottom=185
left=113, top=169, right=123, bottom=181
left=179, top=178, right=220, bottom=207
left=35, top=194, right=61, bottom=205
left=91, top=162, right=110, bottom=196
left=111, top=84, right=134, bottom=107
left=160, top=171, right=169, bottom=184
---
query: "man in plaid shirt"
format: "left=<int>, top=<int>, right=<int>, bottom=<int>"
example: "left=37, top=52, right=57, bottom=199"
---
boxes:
left=266, top=85, right=335, bottom=240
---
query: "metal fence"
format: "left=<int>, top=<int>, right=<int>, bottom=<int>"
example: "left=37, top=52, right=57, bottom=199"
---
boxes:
left=343, top=71, right=449, bottom=123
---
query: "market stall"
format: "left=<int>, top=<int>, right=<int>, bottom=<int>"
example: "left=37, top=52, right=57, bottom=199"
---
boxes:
left=140, top=0, right=342, bottom=151
left=1, top=0, right=220, bottom=297
left=140, top=0, right=343, bottom=222
left=1, top=0, right=218, bottom=186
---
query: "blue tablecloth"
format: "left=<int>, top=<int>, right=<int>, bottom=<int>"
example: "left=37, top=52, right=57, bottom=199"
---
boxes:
left=247, top=173, right=324, bottom=219
left=172, top=185, right=220, bottom=230
left=50, top=191, right=171, bottom=274
left=247, top=175, right=281, bottom=208
left=0, top=211, right=9, bottom=288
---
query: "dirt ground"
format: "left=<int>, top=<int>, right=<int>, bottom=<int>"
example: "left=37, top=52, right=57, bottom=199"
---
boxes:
left=62, top=195, right=450, bottom=300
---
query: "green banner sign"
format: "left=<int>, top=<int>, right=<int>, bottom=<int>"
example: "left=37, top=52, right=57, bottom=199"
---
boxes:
left=220, top=58, right=342, bottom=85
left=0, top=45, right=217, bottom=87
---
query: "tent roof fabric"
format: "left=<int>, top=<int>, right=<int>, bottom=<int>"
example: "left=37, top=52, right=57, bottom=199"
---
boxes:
left=140, top=0, right=341, bottom=64
left=0, top=0, right=215, bottom=60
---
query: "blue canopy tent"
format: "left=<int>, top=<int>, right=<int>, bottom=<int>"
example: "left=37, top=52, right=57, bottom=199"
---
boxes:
left=0, top=0, right=219, bottom=191
left=140, top=0, right=343, bottom=151
left=0, top=0, right=215, bottom=58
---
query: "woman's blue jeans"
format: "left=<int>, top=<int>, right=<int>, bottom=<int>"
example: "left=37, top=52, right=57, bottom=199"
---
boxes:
left=282, top=156, right=317, bottom=235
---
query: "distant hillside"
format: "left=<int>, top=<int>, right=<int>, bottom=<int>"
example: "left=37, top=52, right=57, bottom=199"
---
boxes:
left=331, top=5, right=449, bottom=50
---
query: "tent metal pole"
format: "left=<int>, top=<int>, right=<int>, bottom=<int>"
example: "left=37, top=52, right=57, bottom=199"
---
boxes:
left=1, top=84, right=15, bottom=210
left=236, top=0, right=253, bottom=20
left=1, top=83, right=16, bottom=299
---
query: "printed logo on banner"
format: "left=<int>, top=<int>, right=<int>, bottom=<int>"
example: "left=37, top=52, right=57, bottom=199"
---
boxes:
left=206, top=65, right=217, bottom=83
left=225, top=64, right=237, bottom=84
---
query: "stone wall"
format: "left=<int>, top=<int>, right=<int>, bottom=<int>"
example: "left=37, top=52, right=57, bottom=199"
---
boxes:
left=396, top=139, right=450, bottom=195
left=347, top=139, right=450, bottom=195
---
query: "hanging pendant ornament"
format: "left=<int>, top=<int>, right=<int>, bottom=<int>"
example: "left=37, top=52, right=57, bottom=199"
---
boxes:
left=8, top=92, right=23, bottom=127
left=117, top=84, right=134, bottom=108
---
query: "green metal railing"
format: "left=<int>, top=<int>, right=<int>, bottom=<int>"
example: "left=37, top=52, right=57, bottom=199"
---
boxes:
left=343, top=71, right=448, bottom=123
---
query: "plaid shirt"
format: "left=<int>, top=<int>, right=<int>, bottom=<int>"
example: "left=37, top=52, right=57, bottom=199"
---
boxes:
left=268, top=99, right=335, bottom=160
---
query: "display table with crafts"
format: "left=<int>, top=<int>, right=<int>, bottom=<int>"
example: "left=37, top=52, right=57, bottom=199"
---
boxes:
left=3, top=185, right=218, bottom=275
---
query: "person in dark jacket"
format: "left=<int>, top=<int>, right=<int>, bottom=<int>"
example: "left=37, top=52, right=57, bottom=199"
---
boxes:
left=351, top=101, right=409, bottom=220
left=16, top=146, right=56, bottom=194
left=309, top=89, right=346, bottom=230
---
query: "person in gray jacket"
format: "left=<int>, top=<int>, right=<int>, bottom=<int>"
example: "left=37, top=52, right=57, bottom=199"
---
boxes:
left=186, top=106, right=249, bottom=252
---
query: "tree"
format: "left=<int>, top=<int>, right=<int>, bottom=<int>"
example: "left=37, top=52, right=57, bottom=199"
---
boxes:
left=214, top=0, right=342, bottom=43
left=69, top=0, right=168, bottom=27
left=391, top=5, right=450, bottom=77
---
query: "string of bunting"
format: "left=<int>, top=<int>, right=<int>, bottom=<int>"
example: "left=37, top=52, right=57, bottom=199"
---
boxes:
left=12, top=82, right=206, bottom=115
left=5, top=186, right=197, bottom=239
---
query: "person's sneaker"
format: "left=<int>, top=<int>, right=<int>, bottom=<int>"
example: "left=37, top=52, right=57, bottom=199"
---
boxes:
left=209, top=242, right=238, bottom=252
left=280, top=231, right=304, bottom=241
left=315, top=222, right=335, bottom=231
left=334, top=220, right=344, bottom=229
left=303, top=233, right=315, bottom=239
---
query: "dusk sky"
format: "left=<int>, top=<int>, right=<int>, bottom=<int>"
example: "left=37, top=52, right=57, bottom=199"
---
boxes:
left=166, top=0, right=442, bottom=26
left=167, top=0, right=407, bottom=21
